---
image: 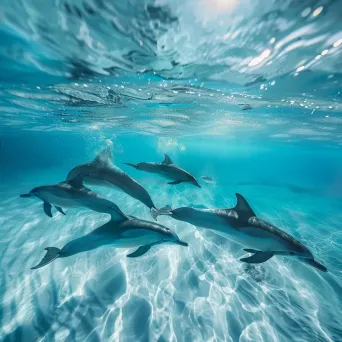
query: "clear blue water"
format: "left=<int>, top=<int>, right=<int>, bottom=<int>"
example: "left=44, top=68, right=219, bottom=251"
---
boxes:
left=1, top=1, right=342, bottom=341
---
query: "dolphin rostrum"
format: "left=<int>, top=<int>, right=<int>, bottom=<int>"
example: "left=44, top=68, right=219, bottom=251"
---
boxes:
left=20, top=176, right=125, bottom=219
left=31, top=212, right=188, bottom=269
left=125, top=154, right=201, bottom=188
left=66, top=147, right=159, bottom=219
left=154, top=194, right=327, bottom=272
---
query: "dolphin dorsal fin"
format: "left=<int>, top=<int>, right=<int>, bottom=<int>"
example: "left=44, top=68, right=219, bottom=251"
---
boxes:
left=93, top=147, right=113, bottom=165
left=109, top=207, right=129, bottom=222
left=66, top=175, right=84, bottom=189
left=162, top=154, right=173, bottom=165
left=233, top=193, right=256, bottom=220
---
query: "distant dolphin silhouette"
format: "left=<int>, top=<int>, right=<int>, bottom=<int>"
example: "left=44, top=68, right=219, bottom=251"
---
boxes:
left=31, top=213, right=188, bottom=269
left=125, top=154, right=201, bottom=188
left=154, top=194, right=327, bottom=272
left=67, top=147, right=159, bottom=219
left=201, top=176, right=215, bottom=183
left=20, top=176, right=124, bottom=219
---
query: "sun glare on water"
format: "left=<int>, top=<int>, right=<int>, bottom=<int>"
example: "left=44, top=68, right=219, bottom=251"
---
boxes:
left=204, top=0, right=240, bottom=12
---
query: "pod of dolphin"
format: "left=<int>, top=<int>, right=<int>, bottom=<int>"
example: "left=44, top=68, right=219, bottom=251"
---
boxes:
left=21, top=147, right=328, bottom=272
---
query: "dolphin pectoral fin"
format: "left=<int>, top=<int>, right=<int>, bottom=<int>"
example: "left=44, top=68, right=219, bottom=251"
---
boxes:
left=43, top=202, right=53, bottom=218
left=240, top=251, right=274, bottom=264
left=243, top=248, right=259, bottom=253
left=55, top=206, right=66, bottom=215
left=31, top=247, right=60, bottom=269
left=127, top=245, right=152, bottom=258
left=168, top=180, right=182, bottom=185
left=162, top=154, right=173, bottom=165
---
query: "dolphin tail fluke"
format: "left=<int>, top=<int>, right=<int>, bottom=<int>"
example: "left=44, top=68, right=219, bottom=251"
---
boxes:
left=150, top=206, right=173, bottom=220
left=150, top=207, right=158, bottom=221
left=302, top=258, right=328, bottom=272
left=31, top=247, right=60, bottom=270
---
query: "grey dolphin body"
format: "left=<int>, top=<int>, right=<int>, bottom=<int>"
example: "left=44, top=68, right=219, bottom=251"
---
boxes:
left=125, top=154, right=201, bottom=188
left=20, top=177, right=125, bottom=219
left=155, top=194, right=327, bottom=272
left=67, top=148, right=158, bottom=219
left=31, top=212, right=188, bottom=269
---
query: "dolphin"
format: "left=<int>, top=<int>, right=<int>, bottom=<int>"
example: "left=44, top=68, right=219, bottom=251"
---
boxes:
left=66, top=148, right=159, bottom=219
left=30, top=212, right=188, bottom=269
left=20, top=176, right=125, bottom=219
left=201, top=176, right=215, bottom=184
left=125, top=154, right=201, bottom=188
left=154, top=194, right=327, bottom=272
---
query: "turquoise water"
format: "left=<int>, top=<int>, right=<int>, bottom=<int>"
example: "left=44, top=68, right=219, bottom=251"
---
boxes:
left=1, top=1, right=342, bottom=341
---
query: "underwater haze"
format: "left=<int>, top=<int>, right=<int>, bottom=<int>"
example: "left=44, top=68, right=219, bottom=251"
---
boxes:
left=1, top=0, right=342, bottom=341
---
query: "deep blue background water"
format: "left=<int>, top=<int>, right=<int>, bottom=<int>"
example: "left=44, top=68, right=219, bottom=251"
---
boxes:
left=1, top=0, right=342, bottom=341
